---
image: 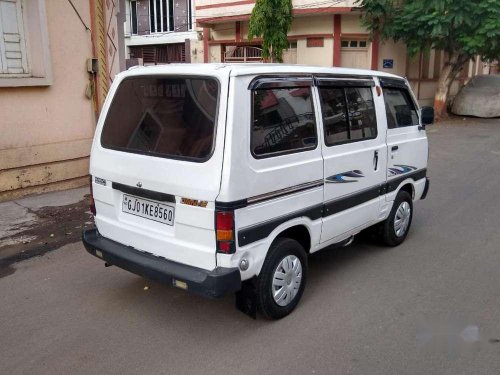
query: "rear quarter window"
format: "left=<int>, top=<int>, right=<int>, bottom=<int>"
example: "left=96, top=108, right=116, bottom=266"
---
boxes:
left=101, top=76, right=219, bottom=162
left=251, top=87, right=317, bottom=158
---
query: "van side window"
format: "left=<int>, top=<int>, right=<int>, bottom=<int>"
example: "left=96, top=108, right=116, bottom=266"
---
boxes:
left=383, top=88, right=419, bottom=128
left=319, top=86, right=377, bottom=146
left=318, top=87, right=349, bottom=143
left=251, top=87, right=317, bottom=157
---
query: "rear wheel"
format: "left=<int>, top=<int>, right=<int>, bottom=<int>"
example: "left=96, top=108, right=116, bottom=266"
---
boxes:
left=377, top=190, right=413, bottom=246
left=256, top=238, right=307, bottom=320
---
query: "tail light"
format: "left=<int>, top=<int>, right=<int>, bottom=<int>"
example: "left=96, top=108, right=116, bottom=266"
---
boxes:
left=216, top=210, right=235, bottom=254
left=89, top=176, right=96, bottom=216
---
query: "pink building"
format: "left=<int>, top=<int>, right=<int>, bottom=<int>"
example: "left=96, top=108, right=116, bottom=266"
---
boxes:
left=0, top=0, right=123, bottom=201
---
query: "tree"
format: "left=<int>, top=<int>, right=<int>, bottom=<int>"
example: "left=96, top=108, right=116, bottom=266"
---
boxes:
left=357, top=0, right=500, bottom=118
left=248, top=0, right=293, bottom=62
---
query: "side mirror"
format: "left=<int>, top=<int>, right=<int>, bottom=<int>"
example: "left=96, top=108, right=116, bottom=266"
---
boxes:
left=420, top=106, right=434, bottom=127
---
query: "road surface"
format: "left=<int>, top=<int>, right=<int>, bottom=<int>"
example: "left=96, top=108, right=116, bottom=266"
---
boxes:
left=1, top=119, right=500, bottom=374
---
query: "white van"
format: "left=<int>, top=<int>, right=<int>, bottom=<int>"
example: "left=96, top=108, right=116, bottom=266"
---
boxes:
left=83, top=64, right=433, bottom=319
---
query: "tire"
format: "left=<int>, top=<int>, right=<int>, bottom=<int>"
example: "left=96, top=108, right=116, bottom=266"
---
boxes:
left=377, top=190, right=413, bottom=247
left=256, top=238, right=307, bottom=320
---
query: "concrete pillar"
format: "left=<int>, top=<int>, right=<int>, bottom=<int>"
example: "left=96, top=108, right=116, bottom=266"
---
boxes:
left=333, top=14, right=341, bottom=67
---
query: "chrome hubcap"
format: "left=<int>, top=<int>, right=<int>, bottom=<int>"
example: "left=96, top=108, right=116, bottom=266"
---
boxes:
left=272, top=255, right=302, bottom=307
left=394, top=201, right=411, bottom=237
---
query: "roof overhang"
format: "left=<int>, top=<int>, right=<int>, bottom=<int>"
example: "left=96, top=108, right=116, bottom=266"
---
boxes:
left=197, top=7, right=355, bottom=27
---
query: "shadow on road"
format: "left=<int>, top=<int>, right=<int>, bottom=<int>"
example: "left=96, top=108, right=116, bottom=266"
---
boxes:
left=92, top=235, right=393, bottom=326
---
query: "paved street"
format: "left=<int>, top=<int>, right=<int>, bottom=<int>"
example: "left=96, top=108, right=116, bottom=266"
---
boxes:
left=1, top=118, right=500, bottom=375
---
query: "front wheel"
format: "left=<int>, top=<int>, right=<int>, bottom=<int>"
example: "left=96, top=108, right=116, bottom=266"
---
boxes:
left=378, top=190, right=413, bottom=246
left=256, top=238, right=307, bottom=320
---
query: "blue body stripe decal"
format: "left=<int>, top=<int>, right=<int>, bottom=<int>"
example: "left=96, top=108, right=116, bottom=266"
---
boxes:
left=325, top=170, right=365, bottom=184
left=388, top=164, right=417, bottom=177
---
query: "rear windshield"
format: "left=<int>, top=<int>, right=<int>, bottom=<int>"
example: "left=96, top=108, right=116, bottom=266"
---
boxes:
left=101, top=76, right=219, bottom=161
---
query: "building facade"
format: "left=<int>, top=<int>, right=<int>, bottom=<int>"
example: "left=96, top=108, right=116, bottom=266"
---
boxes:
left=195, top=0, right=493, bottom=105
left=124, top=0, right=201, bottom=64
left=123, top=0, right=493, bottom=104
left=0, top=0, right=122, bottom=201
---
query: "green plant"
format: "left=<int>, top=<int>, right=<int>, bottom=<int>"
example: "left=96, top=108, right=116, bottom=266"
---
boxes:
left=358, top=0, right=500, bottom=118
left=248, top=0, right=293, bottom=62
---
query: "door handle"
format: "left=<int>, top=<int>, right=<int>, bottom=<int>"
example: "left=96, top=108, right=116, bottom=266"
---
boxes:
left=373, top=150, right=379, bottom=170
left=391, top=145, right=399, bottom=151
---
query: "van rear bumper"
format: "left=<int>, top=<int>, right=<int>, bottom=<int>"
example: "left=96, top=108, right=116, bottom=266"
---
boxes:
left=82, top=228, right=241, bottom=298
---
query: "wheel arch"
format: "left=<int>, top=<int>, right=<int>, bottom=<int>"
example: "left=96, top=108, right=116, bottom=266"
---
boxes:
left=386, top=178, right=416, bottom=202
left=274, top=224, right=312, bottom=254
left=398, top=182, right=415, bottom=200
left=240, top=217, right=317, bottom=278
left=264, top=216, right=316, bottom=254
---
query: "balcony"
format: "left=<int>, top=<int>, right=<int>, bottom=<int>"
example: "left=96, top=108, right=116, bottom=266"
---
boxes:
left=196, top=0, right=358, bottom=25
left=223, top=46, right=263, bottom=63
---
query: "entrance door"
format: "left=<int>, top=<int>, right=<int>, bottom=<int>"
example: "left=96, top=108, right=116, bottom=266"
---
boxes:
left=282, top=42, right=298, bottom=64
left=380, top=77, right=428, bottom=201
left=340, top=39, right=370, bottom=69
left=317, top=78, right=387, bottom=243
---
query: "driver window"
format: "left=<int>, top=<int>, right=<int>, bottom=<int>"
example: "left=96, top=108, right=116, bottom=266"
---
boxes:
left=383, top=88, right=419, bottom=129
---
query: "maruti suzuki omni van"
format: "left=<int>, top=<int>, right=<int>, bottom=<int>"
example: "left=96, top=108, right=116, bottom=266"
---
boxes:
left=82, top=64, right=432, bottom=319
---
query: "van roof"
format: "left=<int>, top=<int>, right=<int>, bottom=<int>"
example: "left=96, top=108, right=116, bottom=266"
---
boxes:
left=124, top=63, right=404, bottom=80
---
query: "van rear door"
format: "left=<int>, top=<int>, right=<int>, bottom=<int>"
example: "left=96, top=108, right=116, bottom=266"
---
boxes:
left=90, top=70, right=229, bottom=271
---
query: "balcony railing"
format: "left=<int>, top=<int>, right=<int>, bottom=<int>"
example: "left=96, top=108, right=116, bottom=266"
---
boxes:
left=224, top=46, right=263, bottom=63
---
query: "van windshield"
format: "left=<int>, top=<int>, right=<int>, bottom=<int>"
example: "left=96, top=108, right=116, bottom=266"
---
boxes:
left=101, top=76, right=219, bottom=161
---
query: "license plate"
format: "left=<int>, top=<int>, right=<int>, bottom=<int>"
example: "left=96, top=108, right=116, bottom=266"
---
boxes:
left=122, top=194, right=175, bottom=226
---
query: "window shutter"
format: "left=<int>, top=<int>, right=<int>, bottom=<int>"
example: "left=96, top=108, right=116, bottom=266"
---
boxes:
left=0, top=0, right=28, bottom=74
